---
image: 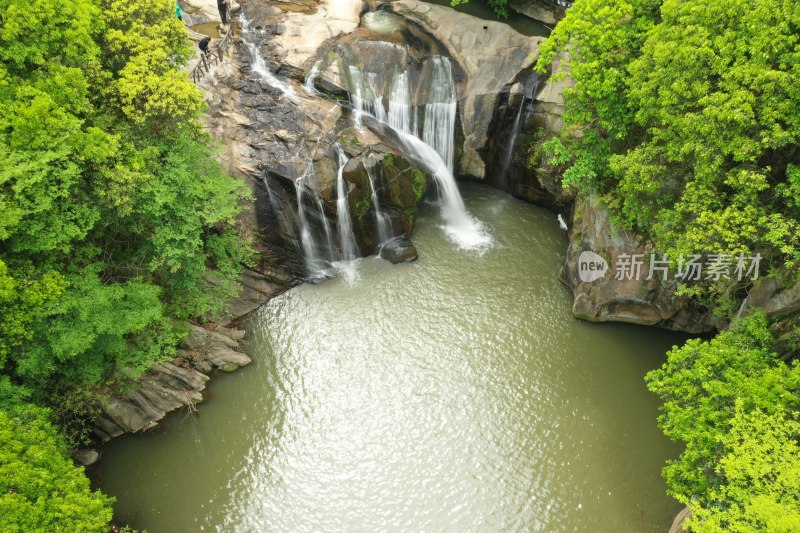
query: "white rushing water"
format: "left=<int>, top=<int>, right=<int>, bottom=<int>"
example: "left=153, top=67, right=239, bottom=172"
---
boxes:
left=295, top=179, right=323, bottom=275
left=240, top=17, right=298, bottom=101
left=306, top=161, right=337, bottom=263
left=388, top=71, right=412, bottom=134
left=346, top=57, right=491, bottom=250
left=421, top=57, right=458, bottom=172
left=293, top=163, right=340, bottom=279
left=365, top=154, right=393, bottom=246
left=334, top=145, right=360, bottom=281
left=304, top=59, right=323, bottom=94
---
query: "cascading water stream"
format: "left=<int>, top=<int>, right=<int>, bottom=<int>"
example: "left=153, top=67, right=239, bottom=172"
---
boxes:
left=303, top=59, right=323, bottom=94
left=293, top=161, right=342, bottom=279
left=502, top=73, right=542, bottom=180
left=240, top=17, right=298, bottom=101
left=365, top=155, right=392, bottom=246
left=294, top=179, right=324, bottom=275
left=305, top=162, right=337, bottom=262
left=334, top=145, right=360, bottom=280
left=388, top=71, right=412, bottom=134
left=501, top=99, right=526, bottom=180
left=345, top=56, right=491, bottom=250
left=348, top=65, right=369, bottom=128
left=421, top=57, right=458, bottom=172
left=382, top=124, right=491, bottom=249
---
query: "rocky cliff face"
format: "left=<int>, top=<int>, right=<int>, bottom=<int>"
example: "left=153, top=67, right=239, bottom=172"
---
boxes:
left=561, top=196, right=716, bottom=333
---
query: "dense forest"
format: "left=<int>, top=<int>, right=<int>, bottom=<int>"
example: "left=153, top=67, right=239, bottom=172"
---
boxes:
left=0, top=0, right=250, bottom=528
left=1, top=0, right=799, bottom=530
left=533, top=0, right=800, bottom=530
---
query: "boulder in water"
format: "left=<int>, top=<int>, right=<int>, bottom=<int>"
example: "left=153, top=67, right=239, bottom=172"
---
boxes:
left=380, top=236, right=418, bottom=263
left=72, top=448, right=100, bottom=467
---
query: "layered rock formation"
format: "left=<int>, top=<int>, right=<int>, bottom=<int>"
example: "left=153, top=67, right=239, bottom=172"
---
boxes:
left=93, top=325, right=251, bottom=442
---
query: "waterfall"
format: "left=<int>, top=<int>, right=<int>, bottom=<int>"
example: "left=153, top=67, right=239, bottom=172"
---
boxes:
left=369, top=72, right=388, bottom=123
left=421, top=57, right=457, bottom=172
left=240, top=17, right=297, bottom=101
left=305, top=162, right=337, bottom=262
left=334, top=145, right=359, bottom=280
left=303, top=59, right=323, bottom=94
left=292, top=162, right=341, bottom=279
left=384, top=125, right=491, bottom=249
left=502, top=73, right=542, bottom=180
left=365, top=155, right=392, bottom=246
left=348, top=65, right=367, bottom=127
left=294, top=179, right=325, bottom=275
left=387, top=71, right=412, bottom=134
left=501, top=100, right=525, bottom=180
left=344, top=56, right=491, bottom=250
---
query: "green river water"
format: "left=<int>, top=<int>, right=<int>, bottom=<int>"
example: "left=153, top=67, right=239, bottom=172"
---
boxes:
left=94, top=184, right=686, bottom=532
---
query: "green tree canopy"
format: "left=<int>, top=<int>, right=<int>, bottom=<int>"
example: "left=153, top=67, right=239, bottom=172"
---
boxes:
left=536, top=0, right=800, bottom=302
left=688, top=406, right=800, bottom=533
left=0, top=402, right=113, bottom=532
left=646, top=313, right=800, bottom=531
left=0, top=0, right=250, bottom=402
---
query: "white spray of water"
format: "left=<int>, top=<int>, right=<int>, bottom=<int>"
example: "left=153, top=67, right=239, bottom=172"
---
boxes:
left=365, top=154, right=392, bottom=246
left=240, top=17, right=298, bottom=101
left=333, top=145, right=360, bottom=281
left=304, top=59, right=323, bottom=94
left=346, top=57, right=492, bottom=250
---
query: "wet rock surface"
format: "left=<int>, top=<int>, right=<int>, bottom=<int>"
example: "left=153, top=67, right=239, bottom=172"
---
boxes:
left=380, top=236, right=419, bottom=263
left=508, top=0, right=566, bottom=26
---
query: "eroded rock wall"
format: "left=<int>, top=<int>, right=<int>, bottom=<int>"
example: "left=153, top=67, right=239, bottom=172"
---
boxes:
left=561, top=196, right=716, bottom=333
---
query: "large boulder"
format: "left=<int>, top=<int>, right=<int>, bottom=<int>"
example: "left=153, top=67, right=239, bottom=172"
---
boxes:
left=380, top=236, right=419, bottom=263
left=508, top=0, right=566, bottom=26
left=668, top=507, right=692, bottom=533
left=392, top=0, right=544, bottom=180
left=740, top=276, right=800, bottom=319
left=562, top=195, right=715, bottom=333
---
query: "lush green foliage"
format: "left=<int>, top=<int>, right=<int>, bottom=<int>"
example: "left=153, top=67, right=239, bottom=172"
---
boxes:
left=690, top=406, right=800, bottom=533
left=0, top=0, right=250, bottom=403
left=1, top=0, right=250, bottom=528
left=540, top=1, right=800, bottom=529
left=646, top=313, right=800, bottom=530
left=0, top=402, right=113, bottom=532
left=536, top=0, right=800, bottom=300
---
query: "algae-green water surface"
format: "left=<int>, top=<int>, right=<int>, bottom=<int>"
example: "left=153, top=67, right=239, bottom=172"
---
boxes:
left=94, top=184, right=685, bottom=532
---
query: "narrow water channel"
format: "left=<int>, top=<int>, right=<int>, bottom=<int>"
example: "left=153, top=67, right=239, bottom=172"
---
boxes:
left=94, top=184, right=685, bottom=532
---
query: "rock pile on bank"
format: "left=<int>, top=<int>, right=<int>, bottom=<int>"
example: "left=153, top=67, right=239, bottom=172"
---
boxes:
left=92, top=325, right=251, bottom=442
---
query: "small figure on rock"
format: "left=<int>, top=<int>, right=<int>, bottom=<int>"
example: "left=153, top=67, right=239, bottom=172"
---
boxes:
left=176, top=1, right=182, bottom=20
left=199, top=36, right=211, bottom=56
left=217, top=0, right=230, bottom=24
